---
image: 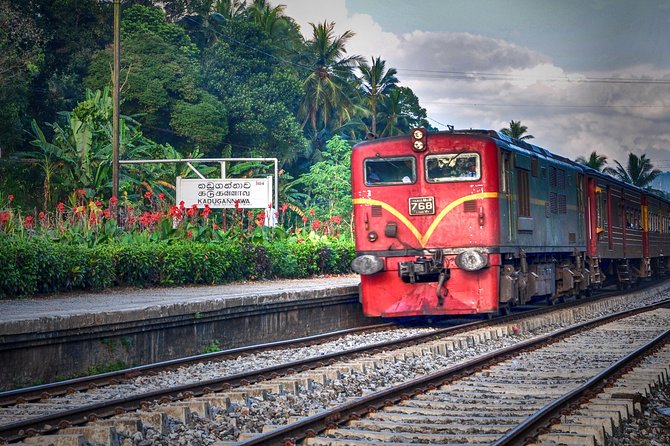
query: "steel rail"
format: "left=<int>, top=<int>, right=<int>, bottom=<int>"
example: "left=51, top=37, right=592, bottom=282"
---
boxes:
left=492, top=327, right=670, bottom=446
left=0, top=320, right=484, bottom=442
left=2, top=289, right=667, bottom=443
left=4, top=275, right=662, bottom=408
left=0, top=323, right=397, bottom=406
left=236, top=299, right=670, bottom=446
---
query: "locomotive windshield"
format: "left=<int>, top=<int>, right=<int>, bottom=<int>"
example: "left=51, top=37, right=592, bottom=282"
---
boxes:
left=365, top=156, right=416, bottom=185
left=426, top=152, right=481, bottom=182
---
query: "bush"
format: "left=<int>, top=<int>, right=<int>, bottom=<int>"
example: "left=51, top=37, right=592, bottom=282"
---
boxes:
left=0, top=237, right=355, bottom=298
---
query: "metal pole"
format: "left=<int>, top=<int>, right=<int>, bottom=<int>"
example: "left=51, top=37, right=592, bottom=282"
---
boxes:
left=112, top=0, right=120, bottom=201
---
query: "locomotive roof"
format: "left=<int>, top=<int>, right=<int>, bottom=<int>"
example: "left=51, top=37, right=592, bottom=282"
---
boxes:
left=353, top=129, right=670, bottom=204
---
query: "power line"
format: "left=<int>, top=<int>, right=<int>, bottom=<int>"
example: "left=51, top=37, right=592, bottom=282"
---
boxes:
left=421, top=101, right=670, bottom=109
left=397, top=68, right=670, bottom=85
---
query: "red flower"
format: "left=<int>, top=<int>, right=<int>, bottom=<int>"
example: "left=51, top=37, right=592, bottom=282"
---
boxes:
left=311, top=220, right=321, bottom=230
left=281, top=203, right=288, bottom=212
left=169, top=206, right=182, bottom=219
left=187, top=230, right=193, bottom=238
left=109, top=196, right=118, bottom=206
left=201, top=204, right=212, bottom=218
left=78, top=189, right=86, bottom=196
left=234, top=199, right=241, bottom=211
left=0, top=211, right=10, bottom=224
left=179, top=201, right=185, bottom=210
left=187, top=207, right=196, bottom=217
left=94, top=200, right=102, bottom=208
left=39, top=211, right=46, bottom=221
left=144, top=191, right=152, bottom=200
left=158, top=193, right=165, bottom=200
left=104, top=208, right=111, bottom=219
left=8, top=194, right=14, bottom=202
left=23, top=216, right=34, bottom=228
left=56, top=202, right=66, bottom=214
left=247, top=211, right=253, bottom=217
left=330, top=215, right=341, bottom=224
left=309, top=209, right=315, bottom=216
left=213, top=223, right=219, bottom=230
left=302, top=215, right=308, bottom=223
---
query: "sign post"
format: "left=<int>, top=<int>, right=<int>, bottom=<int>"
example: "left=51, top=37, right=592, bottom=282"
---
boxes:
left=176, top=177, right=273, bottom=209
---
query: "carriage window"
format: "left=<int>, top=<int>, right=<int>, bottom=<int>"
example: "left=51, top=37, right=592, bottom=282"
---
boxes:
left=364, top=156, right=416, bottom=186
left=425, top=153, right=480, bottom=182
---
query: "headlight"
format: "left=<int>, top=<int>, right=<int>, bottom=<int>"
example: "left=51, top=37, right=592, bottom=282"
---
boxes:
left=351, top=255, right=384, bottom=275
left=455, top=250, right=488, bottom=271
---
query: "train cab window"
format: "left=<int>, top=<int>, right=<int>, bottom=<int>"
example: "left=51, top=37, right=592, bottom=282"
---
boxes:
left=425, top=153, right=480, bottom=182
left=364, top=156, right=416, bottom=186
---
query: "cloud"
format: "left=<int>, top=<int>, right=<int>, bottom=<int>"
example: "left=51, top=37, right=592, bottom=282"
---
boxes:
left=393, top=31, right=550, bottom=72
left=281, top=0, right=670, bottom=169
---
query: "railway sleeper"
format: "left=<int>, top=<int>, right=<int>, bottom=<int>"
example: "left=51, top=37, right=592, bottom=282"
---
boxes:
left=59, top=426, right=120, bottom=446
left=19, top=434, right=87, bottom=446
left=348, top=418, right=515, bottom=434
left=533, top=347, right=670, bottom=445
left=318, top=426, right=502, bottom=443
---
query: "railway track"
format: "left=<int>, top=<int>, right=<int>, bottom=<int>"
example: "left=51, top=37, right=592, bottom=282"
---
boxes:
left=284, top=306, right=670, bottom=446
left=2, top=283, right=669, bottom=445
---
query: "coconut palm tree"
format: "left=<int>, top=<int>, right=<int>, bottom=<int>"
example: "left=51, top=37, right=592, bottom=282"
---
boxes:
left=298, top=21, right=364, bottom=134
left=358, top=57, right=398, bottom=136
left=611, top=153, right=661, bottom=188
left=500, top=120, right=534, bottom=140
left=575, top=151, right=611, bottom=172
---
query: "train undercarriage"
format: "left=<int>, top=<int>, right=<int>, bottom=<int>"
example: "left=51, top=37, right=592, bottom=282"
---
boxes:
left=497, top=250, right=669, bottom=312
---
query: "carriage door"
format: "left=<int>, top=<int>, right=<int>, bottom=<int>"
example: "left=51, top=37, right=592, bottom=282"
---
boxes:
left=501, top=150, right=515, bottom=243
left=576, top=173, right=585, bottom=243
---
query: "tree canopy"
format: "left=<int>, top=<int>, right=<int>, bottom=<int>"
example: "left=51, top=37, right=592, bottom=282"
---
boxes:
left=0, top=0, right=432, bottom=214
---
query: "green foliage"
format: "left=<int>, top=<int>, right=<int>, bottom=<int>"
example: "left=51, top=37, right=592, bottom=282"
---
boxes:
left=86, top=5, right=227, bottom=154
left=0, top=237, right=354, bottom=298
left=171, top=93, right=228, bottom=149
left=201, top=20, right=307, bottom=163
left=26, top=88, right=176, bottom=205
left=294, top=135, right=353, bottom=222
left=201, top=339, right=221, bottom=354
left=0, top=0, right=44, bottom=150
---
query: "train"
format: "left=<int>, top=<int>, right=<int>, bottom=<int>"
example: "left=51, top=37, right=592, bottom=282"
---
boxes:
left=350, top=128, right=670, bottom=318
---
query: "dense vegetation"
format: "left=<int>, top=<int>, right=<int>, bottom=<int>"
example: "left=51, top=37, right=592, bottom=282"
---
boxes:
left=0, top=0, right=435, bottom=296
left=0, top=0, right=431, bottom=210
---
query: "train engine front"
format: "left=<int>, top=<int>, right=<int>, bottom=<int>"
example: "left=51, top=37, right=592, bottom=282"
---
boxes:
left=351, top=129, right=502, bottom=317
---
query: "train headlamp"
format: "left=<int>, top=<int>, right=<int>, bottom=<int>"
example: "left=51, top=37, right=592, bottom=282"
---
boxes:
left=411, top=128, right=427, bottom=152
left=455, top=250, right=488, bottom=272
left=351, top=255, right=384, bottom=275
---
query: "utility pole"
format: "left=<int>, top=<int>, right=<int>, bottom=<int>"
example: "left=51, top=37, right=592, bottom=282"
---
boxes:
left=112, top=0, right=120, bottom=201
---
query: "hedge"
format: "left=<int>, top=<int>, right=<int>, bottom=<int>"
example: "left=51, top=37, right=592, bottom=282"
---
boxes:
left=0, top=238, right=355, bottom=298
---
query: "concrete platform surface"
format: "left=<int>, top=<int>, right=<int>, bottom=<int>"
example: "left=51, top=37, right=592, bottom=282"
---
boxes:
left=0, top=275, right=360, bottom=336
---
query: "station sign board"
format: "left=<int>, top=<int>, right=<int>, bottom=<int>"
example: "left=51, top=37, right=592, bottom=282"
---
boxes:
left=176, top=177, right=273, bottom=209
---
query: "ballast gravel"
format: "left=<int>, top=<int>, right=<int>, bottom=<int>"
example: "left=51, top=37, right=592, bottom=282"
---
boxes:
left=56, top=289, right=670, bottom=445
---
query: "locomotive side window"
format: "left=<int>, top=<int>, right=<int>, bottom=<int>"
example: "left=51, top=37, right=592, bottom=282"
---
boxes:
left=425, top=152, right=480, bottom=182
left=364, top=156, right=416, bottom=186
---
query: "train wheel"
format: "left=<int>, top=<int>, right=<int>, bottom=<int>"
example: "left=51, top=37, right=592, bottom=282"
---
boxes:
left=498, top=302, right=511, bottom=316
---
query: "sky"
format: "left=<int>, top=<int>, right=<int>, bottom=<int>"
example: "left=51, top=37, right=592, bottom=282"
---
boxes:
left=280, top=0, right=670, bottom=170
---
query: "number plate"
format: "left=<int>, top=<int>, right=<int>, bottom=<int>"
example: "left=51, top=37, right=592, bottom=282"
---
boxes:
left=409, top=196, right=435, bottom=215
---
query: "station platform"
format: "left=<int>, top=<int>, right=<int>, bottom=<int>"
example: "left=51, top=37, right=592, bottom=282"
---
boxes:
left=0, top=275, right=366, bottom=390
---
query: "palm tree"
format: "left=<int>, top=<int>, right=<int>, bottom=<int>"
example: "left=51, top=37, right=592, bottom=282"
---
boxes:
left=500, top=120, right=534, bottom=140
left=611, top=153, right=661, bottom=188
left=358, top=57, right=398, bottom=136
left=212, top=0, right=247, bottom=19
left=575, top=151, right=610, bottom=172
left=298, top=21, right=364, bottom=134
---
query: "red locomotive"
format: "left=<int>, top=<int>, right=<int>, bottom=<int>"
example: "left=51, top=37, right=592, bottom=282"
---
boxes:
left=350, top=128, right=670, bottom=317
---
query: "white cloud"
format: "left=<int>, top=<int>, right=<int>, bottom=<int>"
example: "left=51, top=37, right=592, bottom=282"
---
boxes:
left=281, top=0, right=670, bottom=169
